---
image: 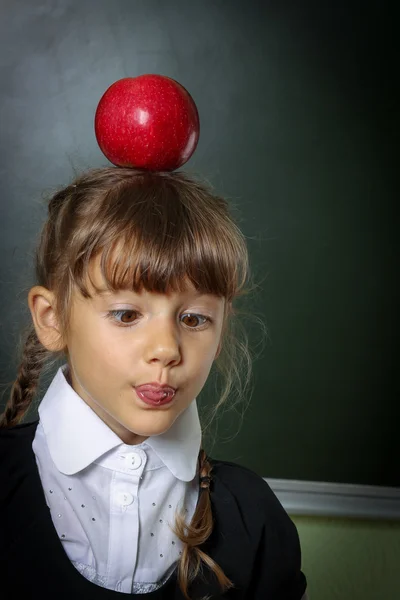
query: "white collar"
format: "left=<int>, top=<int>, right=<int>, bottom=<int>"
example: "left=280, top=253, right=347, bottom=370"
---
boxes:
left=38, top=364, right=202, bottom=482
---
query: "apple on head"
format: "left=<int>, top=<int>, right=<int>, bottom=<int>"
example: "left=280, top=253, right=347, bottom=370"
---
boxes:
left=94, top=74, right=200, bottom=171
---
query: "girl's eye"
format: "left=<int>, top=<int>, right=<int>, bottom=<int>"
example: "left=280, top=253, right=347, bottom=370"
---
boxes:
left=181, top=313, right=209, bottom=329
left=105, top=310, right=210, bottom=330
left=109, top=310, right=138, bottom=325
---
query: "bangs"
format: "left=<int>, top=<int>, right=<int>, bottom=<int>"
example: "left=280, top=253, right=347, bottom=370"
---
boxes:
left=68, top=175, right=247, bottom=302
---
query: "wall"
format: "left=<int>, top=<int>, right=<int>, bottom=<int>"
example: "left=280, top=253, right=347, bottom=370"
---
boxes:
left=293, top=516, right=400, bottom=600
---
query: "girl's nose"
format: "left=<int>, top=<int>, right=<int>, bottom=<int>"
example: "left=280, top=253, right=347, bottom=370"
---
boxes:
left=143, top=321, right=181, bottom=367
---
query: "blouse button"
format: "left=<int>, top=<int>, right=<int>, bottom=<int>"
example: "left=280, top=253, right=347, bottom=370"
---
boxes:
left=124, top=452, right=142, bottom=470
left=117, top=492, right=134, bottom=506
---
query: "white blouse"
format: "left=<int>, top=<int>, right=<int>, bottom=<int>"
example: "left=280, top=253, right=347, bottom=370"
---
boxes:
left=32, top=365, right=201, bottom=594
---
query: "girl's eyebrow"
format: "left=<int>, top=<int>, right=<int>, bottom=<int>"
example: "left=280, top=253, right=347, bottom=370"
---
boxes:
left=94, top=287, right=214, bottom=300
left=94, top=288, right=222, bottom=306
left=94, top=288, right=115, bottom=296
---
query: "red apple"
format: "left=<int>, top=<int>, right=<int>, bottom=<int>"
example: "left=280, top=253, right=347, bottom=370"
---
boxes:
left=94, top=74, right=200, bottom=171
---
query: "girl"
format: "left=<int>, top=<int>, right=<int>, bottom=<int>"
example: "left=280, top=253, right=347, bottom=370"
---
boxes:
left=0, top=167, right=308, bottom=599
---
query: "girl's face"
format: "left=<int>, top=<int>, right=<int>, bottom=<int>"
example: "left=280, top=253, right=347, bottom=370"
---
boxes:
left=64, top=257, right=226, bottom=445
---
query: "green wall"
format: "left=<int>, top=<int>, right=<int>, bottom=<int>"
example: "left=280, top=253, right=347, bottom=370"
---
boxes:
left=293, top=516, right=400, bottom=600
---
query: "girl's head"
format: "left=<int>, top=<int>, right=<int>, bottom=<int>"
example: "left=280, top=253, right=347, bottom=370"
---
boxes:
left=2, top=167, right=252, bottom=440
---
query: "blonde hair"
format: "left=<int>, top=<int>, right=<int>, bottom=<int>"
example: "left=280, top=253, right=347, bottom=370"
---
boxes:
left=0, top=167, right=267, bottom=598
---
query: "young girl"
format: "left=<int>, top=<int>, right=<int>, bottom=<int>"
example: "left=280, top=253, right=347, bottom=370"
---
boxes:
left=0, top=167, right=308, bottom=599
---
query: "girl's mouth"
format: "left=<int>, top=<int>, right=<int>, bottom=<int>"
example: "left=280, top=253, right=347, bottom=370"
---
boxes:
left=134, top=386, right=176, bottom=406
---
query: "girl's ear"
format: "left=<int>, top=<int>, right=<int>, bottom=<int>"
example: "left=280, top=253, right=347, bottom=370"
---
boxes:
left=215, top=341, right=222, bottom=359
left=28, top=286, right=65, bottom=352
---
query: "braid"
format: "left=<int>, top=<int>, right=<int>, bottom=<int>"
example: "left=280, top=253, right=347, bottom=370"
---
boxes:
left=0, top=325, right=49, bottom=428
left=173, top=448, right=234, bottom=599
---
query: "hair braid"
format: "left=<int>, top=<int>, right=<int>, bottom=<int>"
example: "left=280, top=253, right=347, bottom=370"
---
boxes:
left=0, top=325, right=49, bottom=428
left=173, top=448, right=234, bottom=599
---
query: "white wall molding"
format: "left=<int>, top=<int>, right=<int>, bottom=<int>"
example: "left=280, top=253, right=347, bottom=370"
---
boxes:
left=265, top=478, right=400, bottom=520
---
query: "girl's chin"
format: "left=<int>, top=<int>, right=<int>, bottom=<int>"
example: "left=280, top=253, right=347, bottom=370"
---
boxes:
left=119, top=414, right=178, bottom=443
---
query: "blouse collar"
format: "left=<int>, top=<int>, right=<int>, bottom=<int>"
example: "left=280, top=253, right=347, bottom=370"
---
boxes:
left=38, top=364, right=202, bottom=482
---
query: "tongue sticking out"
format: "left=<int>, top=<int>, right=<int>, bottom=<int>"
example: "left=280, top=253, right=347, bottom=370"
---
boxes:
left=136, top=383, right=176, bottom=404
left=136, top=385, right=176, bottom=404
left=141, top=390, right=170, bottom=402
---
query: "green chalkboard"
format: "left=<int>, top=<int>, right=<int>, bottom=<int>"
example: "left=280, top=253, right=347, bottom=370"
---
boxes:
left=0, top=0, right=397, bottom=486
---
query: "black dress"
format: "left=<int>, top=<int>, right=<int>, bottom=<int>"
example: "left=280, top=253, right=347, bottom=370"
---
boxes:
left=0, top=422, right=307, bottom=599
